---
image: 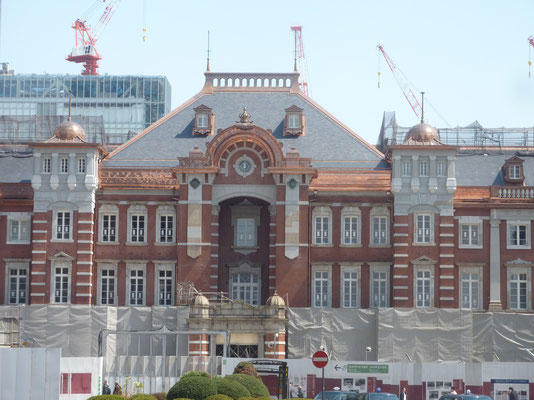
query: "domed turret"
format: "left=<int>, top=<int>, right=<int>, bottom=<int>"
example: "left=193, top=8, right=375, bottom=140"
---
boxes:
left=266, top=291, right=285, bottom=307
left=404, top=123, right=440, bottom=145
left=192, top=293, right=210, bottom=306
left=54, top=119, right=86, bottom=141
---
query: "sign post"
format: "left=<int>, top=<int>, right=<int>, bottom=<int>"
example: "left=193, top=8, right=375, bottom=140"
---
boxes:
left=312, top=351, right=329, bottom=400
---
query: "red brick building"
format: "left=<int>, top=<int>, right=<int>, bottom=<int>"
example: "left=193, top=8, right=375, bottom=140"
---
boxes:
left=1, top=71, right=533, bottom=358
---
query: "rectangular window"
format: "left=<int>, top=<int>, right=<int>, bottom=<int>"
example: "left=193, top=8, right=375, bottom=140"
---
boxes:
left=461, top=223, right=480, bottom=246
left=231, top=272, right=259, bottom=306
left=100, top=268, right=116, bottom=305
left=288, top=113, right=300, bottom=128
left=415, top=269, right=432, bottom=307
left=197, top=113, right=209, bottom=128
left=343, top=216, right=358, bottom=245
left=56, top=211, right=71, bottom=240
left=510, top=165, right=521, bottom=180
left=159, top=215, right=174, bottom=243
left=437, top=159, right=447, bottom=176
left=342, top=270, right=358, bottom=308
left=415, top=214, right=432, bottom=244
left=101, top=214, right=117, bottom=242
left=157, top=268, right=173, bottom=306
left=313, top=270, right=329, bottom=307
left=372, top=216, right=388, bottom=245
left=508, top=223, right=528, bottom=247
left=461, top=271, right=480, bottom=309
left=236, top=218, right=256, bottom=247
left=128, top=268, right=144, bottom=306
left=401, top=160, right=411, bottom=177
left=130, top=215, right=145, bottom=242
left=7, top=265, right=28, bottom=304
left=77, top=158, right=86, bottom=173
left=54, top=266, right=70, bottom=304
left=371, top=270, right=388, bottom=308
left=42, top=157, right=51, bottom=173
left=8, top=219, right=30, bottom=243
left=419, top=160, right=429, bottom=177
left=60, top=157, right=69, bottom=174
left=509, top=272, right=528, bottom=310
left=315, top=216, right=329, bottom=244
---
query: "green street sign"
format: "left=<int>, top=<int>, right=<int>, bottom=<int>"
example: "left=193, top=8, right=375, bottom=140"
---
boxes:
left=346, top=364, right=389, bottom=374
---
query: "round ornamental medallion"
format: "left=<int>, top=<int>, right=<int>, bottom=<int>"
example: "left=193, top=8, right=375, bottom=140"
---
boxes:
left=234, top=155, right=256, bottom=178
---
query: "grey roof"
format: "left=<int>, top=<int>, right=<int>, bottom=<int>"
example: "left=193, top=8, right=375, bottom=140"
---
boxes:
left=105, top=91, right=387, bottom=169
left=456, top=151, right=534, bottom=186
left=0, top=153, right=33, bottom=183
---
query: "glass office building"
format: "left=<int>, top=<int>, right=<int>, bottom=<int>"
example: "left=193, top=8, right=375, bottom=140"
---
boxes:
left=0, top=74, right=171, bottom=145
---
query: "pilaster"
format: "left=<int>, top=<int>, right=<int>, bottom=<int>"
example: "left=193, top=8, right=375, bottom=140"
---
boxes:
left=75, top=212, right=95, bottom=304
left=392, top=215, right=410, bottom=307
left=29, top=212, right=49, bottom=304
left=488, top=218, right=502, bottom=311
left=438, top=213, right=455, bottom=308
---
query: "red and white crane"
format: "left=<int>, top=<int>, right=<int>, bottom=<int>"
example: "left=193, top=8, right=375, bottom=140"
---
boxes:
left=291, top=26, right=310, bottom=96
left=528, top=36, right=534, bottom=78
left=66, top=0, right=122, bottom=76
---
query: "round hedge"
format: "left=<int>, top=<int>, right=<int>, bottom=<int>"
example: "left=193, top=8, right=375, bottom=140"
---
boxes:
left=167, top=376, right=217, bottom=400
left=214, top=377, right=251, bottom=400
left=182, top=371, right=211, bottom=379
left=233, top=362, right=259, bottom=378
left=87, top=396, right=128, bottom=400
left=207, top=395, right=233, bottom=400
left=225, top=374, right=270, bottom=398
left=131, top=395, right=157, bottom=400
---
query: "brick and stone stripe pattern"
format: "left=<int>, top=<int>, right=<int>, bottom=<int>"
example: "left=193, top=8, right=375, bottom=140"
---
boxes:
left=210, top=207, right=219, bottom=291
left=392, top=215, right=410, bottom=307
left=76, top=212, right=94, bottom=304
left=264, top=332, right=286, bottom=359
left=188, top=334, right=210, bottom=371
left=268, top=209, right=277, bottom=294
left=29, top=212, right=49, bottom=304
left=438, top=215, right=455, bottom=308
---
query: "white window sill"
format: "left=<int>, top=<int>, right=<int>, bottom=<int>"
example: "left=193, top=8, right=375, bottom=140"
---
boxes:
left=340, top=243, right=362, bottom=248
left=126, top=242, right=148, bottom=246
left=458, top=245, right=483, bottom=249
left=6, top=241, right=31, bottom=245
left=369, top=244, right=391, bottom=248
left=507, top=245, right=531, bottom=250
left=97, top=241, right=119, bottom=245
left=312, top=243, right=334, bottom=248
left=155, top=242, right=176, bottom=246
left=50, top=239, right=74, bottom=243
left=412, top=242, right=436, bottom=246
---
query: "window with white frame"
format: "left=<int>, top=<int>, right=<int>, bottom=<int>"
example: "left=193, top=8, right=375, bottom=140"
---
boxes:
left=60, top=157, right=69, bottom=174
left=341, top=206, right=361, bottom=245
left=341, top=266, right=360, bottom=308
left=401, top=159, right=411, bottom=177
left=77, top=158, right=86, bottom=174
left=156, top=265, right=174, bottom=305
left=415, top=214, right=433, bottom=244
left=158, top=215, right=174, bottom=243
left=415, top=268, right=433, bottom=307
left=127, top=265, right=145, bottom=306
left=99, top=266, right=116, bottom=305
left=52, top=263, right=71, bottom=304
left=55, top=211, right=72, bottom=240
left=288, top=113, right=300, bottom=129
left=460, top=223, right=481, bottom=247
left=460, top=269, right=481, bottom=310
left=508, top=269, right=529, bottom=310
left=99, top=204, right=118, bottom=243
left=196, top=113, right=209, bottom=128
left=6, top=263, right=28, bottom=304
left=419, top=160, right=429, bottom=177
left=42, top=156, right=51, bottom=173
left=236, top=218, right=256, bottom=247
left=507, top=222, right=530, bottom=248
left=312, top=266, right=330, bottom=307
left=371, top=216, right=388, bottom=245
left=437, top=159, right=447, bottom=177
left=509, top=165, right=521, bottom=180
left=313, top=206, right=332, bottom=245
left=370, top=266, right=389, bottom=308
left=7, top=214, right=31, bottom=244
left=128, top=205, right=147, bottom=244
left=230, top=271, right=260, bottom=306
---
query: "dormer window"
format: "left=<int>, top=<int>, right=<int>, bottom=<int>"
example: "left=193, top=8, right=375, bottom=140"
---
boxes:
left=193, top=104, right=214, bottom=136
left=502, top=156, right=525, bottom=184
left=284, top=105, right=305, bottom=136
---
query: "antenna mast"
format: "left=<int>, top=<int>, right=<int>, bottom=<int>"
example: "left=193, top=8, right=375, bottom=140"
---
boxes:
left=290, top=26, right=310, bottom=96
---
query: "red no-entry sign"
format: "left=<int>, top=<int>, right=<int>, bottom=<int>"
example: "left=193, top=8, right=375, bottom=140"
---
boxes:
left=312, top=350, right=329, bottom=368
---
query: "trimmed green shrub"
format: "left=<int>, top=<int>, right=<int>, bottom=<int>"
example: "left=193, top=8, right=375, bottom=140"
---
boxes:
left=182, top=371, right=211, bottom=379
left=239, top=397, right=271, bottom=400
left=86, top=396, right=127, bottom=400
left=151, top=393, right=168, bottom=400
left=214, top=377, right=251, bottom=400
left=207, top=394, right=233, bottom=400
left=233, top=362, right=259, bottom=378
left=225, top=375, right=270, bottom=398
left=131, top=395, right=157, bottom=400
left=167, top=376, right=217, bottom=400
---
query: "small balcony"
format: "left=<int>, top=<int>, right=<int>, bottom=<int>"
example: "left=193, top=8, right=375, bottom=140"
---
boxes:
left=491, top=186, right=534, bottom=200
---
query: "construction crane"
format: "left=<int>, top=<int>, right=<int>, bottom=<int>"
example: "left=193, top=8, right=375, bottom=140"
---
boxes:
left=66, top=0, right=122, bottom=76
left=528, top=36, right=534, bottom=78
left=377, top=44, right=422, bottom=120
left=290, top=26, right=310, bottom=96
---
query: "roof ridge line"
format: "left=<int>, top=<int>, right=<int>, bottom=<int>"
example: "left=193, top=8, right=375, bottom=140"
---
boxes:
left=294, top=92, right=385, bottom=159
left=107, top=91, right=206, bottom=159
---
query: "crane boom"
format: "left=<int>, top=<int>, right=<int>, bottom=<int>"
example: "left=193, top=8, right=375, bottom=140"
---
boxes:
left=291, top=26, right=310, bottom=96
left=377, top=44, right=422, bottom=119
left=528, top=36, right=534, bottom=78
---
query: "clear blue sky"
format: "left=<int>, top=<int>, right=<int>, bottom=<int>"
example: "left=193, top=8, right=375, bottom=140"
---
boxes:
left=2, top=0, right=534, bottom=144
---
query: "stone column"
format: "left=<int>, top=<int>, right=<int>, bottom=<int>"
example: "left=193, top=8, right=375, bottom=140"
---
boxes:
left=50, top=152, right=59, bottom=190
left=391, top=155, right=402, bottom=193
left=410, top=155, right=419, bottom=192
left=489, top=218, right=502, bottom=311
left=428, top=155, right=437, bottom=193
left=446, top=155, right=457, bottom=193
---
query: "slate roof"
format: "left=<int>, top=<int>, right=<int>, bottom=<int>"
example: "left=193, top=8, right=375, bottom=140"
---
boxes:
left=0, top=146, right=33, bottom=183
left=105, top=89, right=387, bottom=170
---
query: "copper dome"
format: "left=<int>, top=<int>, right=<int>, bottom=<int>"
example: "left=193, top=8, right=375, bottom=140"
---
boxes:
left=404, top=123, right=440, bottom=144
left=55, top=120, right=86, bottom=141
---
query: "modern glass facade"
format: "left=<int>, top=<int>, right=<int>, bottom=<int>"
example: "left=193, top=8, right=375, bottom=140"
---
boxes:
left=0, top=74, right=171, bottom=145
